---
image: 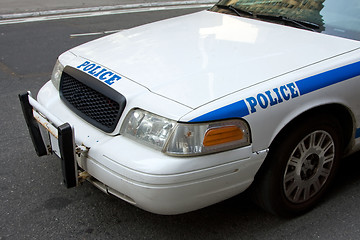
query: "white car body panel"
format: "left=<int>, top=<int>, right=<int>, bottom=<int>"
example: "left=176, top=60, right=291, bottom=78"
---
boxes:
left=69, top=11, right=360, bottom=109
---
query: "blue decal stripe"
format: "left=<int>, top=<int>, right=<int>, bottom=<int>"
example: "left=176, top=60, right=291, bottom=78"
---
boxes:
left=356, top=129, right=360, bottom=139
left=190, top=100, right=249, bottom=122
left=190, top=61, right=360, bottom=122
left=296, top=61, right=360, bottom=95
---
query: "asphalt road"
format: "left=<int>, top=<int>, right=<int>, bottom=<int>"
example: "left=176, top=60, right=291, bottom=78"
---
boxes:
left=1, top=7, right=360, bottom=240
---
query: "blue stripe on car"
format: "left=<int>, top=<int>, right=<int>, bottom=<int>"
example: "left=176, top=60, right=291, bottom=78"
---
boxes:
left=190, top=61, right=360, bottom=124
left=356, top=129, right=360, bottom=139
left=190, top=100, right=249, bottom=122
left=295, top=61, right=360, bottom=95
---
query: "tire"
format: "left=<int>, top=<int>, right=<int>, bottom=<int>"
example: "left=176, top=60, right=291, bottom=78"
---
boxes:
left=252, top=114, right=343, bottom=217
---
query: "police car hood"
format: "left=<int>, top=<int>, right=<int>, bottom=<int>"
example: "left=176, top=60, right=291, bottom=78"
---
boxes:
left=69, top=10, right=360, bottom=109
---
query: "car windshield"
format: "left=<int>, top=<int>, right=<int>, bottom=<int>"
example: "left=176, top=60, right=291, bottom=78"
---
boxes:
left=210, top=0, right=360, bottom=41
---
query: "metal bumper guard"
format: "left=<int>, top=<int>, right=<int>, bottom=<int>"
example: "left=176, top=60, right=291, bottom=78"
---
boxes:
left=19, top=92, right=78, bottom=188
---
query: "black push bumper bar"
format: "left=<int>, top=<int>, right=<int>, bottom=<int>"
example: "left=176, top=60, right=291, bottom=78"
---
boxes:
left=19, top=92, right=78, bottom=188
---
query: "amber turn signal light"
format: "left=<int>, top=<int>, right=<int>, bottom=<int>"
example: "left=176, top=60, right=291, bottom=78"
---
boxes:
left=203, top=126, right=244, bottom=147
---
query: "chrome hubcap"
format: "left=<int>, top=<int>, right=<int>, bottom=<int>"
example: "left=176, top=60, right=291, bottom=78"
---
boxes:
left=283, top=130, right=335, bottom=203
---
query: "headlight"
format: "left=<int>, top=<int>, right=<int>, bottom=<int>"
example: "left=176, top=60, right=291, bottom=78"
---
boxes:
left=121, top=109, right=251, bottom=156
left=165, top=119, right=250, bottom=156
left=51, top=60, right=64, bottom=90
left=120, top=109, right=177, bottom=150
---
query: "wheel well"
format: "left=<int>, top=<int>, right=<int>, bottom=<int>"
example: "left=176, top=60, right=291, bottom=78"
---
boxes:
left=253, top=104, right=354, bottom=181
left=270, top=104, right=354, bottom=156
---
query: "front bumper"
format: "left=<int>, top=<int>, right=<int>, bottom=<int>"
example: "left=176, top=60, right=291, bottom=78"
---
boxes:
left=19, top=84, right=268, bottom=215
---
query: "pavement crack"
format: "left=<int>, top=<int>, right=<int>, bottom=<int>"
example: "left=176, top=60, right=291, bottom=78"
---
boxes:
left=0, top=61, right=18, bottom=77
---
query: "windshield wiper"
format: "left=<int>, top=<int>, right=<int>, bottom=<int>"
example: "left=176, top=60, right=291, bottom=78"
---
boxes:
left=214, top=4, right=255, bottom=18
left=213, top=4, right=320, bottom=32
left=256, top=14, right=320, bottom=32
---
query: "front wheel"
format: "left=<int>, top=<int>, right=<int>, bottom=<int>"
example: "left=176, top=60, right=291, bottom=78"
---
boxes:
left=252, top=115, right=343, bottom=217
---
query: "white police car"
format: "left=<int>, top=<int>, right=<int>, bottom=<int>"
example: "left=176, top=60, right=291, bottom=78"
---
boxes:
left=19, top=0, right=360, bottom=217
